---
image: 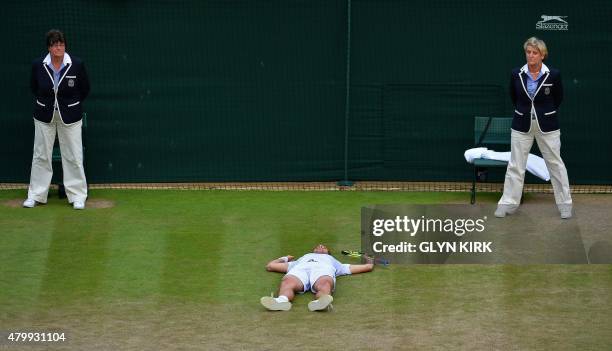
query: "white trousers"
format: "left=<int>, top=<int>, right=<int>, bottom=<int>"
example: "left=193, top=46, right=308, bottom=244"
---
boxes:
left=499, top=122, right=572, bottom=206
left=27, top=112, right=87, bottom=203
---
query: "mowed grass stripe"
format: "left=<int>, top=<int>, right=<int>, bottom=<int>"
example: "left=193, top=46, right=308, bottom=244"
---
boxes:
left=0, top=201, right=56, bottom=314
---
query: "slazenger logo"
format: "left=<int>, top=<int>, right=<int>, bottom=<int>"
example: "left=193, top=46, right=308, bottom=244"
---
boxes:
left=536, top=15, right=568, bottom=31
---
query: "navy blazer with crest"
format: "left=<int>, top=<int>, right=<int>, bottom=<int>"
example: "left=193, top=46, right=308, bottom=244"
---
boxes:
left=510, top=63, right=563, bottom=133
left=30, top=52, right=90, bottom=124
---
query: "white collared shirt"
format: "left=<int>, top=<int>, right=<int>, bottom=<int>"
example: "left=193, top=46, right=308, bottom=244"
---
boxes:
left=42, top=53, right=72, bottom=107
left=521, top=63, right=550, bottom=99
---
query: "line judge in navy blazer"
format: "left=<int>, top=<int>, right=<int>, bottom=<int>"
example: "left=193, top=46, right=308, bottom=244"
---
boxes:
left=496, top=37, right=572, bottom=219
left=24, top=29, right=90, bottom=210
left=509, top=59, right=563, bottom=134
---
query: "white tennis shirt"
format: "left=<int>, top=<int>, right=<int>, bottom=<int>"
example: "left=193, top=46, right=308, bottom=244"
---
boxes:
left=287, top=253, right=352, bottom=277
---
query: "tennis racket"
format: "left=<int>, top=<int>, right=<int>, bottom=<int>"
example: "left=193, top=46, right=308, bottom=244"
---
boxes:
left=341, top=250, right=389, bottom=266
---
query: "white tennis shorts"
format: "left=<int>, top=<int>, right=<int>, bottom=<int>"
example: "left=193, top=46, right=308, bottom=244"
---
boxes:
left=286, top=264, right=336, bottom=293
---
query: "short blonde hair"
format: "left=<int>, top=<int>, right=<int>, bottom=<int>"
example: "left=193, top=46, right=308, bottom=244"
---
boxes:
left=523, top=37, right=548, bottom=59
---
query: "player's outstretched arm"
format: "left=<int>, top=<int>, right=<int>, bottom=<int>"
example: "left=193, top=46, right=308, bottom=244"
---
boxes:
left=349, top=256, right=374, bottom=274
left=349, top=263, right=374, bottom=274
left=265, top=255, right=294, bottom=273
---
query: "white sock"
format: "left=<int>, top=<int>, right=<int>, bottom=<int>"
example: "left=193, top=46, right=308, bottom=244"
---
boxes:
left=275, top=295, right=289, bottom=303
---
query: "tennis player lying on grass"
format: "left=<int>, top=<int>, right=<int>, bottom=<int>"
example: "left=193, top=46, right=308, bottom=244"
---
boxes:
left=260, top=244, right=374, bottom=312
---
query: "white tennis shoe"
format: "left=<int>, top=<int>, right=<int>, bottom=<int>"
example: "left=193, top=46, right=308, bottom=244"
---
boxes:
left=308, top=294, right=333, bottom=311
left=559, top=204, right=572, bottom=219
left=494, top=204, right=518, bottom=218
left=23, top=198, right=37, bottom=208
left=260, top=296, right=291, bottom=311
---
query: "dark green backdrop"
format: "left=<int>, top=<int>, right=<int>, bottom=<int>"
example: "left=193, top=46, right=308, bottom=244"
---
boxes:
left=2, top=1, right=611, bottom=184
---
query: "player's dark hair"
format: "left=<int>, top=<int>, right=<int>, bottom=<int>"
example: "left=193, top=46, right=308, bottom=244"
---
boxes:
left=46, top=29, right=66, bottom=48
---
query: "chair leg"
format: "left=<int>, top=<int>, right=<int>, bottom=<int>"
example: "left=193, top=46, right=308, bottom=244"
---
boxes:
left=55, top=159, right=65, bottom=199
left=471, top=167, right=477, bottom=204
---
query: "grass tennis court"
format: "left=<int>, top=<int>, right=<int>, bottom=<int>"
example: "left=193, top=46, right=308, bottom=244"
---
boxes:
left=1, top=189, right=611, bottom=350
